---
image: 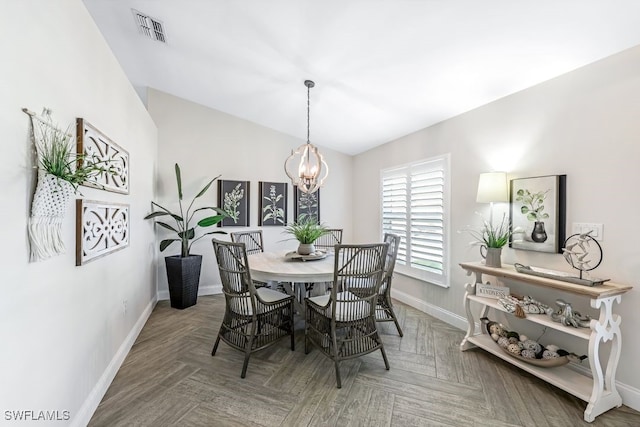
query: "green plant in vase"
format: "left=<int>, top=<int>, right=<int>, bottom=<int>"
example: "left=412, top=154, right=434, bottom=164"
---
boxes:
left=461, top=213, right=519, bottom=268
left=144, top=163, right=228, bottom=309
left=284, top=214, right=329, bottom=255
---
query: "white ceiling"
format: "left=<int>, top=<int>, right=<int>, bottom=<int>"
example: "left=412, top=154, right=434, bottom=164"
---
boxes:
left=83, top=0, right=640, bottom=155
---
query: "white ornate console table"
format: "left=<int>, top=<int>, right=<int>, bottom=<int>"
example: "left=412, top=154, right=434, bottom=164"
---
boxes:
left=459, top=262, right=632, bottom=423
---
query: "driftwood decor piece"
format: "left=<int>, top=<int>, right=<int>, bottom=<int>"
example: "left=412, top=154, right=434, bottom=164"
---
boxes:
left=76, top=118, right=129, bottom=194
left=76, top=199, right=129, bottom=266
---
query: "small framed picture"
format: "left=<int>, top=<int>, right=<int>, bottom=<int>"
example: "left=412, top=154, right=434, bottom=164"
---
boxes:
left=294, top=186, right=320, bottom=222
left=218, top=180, right=250, bottom=227
left=259, top=181, right=287, bottom=226
left=510, top=175, right=566, bottom=253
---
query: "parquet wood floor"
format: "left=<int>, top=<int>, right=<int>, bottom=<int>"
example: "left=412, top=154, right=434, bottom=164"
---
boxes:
left=89, top=295, right=640, bottom=426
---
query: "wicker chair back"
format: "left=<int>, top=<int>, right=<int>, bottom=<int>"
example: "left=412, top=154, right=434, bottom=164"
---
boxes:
left=230, top=230, right=264, bottom=255
left=314, top=228, right=343, bottom=251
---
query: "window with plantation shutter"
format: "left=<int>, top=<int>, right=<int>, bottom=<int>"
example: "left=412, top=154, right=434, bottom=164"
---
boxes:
left=381, top=154, right=450, bottom=287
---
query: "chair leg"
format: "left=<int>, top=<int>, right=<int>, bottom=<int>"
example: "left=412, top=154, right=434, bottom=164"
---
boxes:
left=241, top=349, right=252, bottom=379
left=380, top=345, right=390, bottom=370
left=334, top=360, right=342, bottom=389
left=211, top=334, right=221, bottom=356
left=392, top=315, right=404, bottom=337
left=304, top=310, right=310, bottom=354
left=290, top=303, right=296, bottom=351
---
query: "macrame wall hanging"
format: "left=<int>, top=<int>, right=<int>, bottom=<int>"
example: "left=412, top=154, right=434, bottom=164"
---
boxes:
left=24, top=107, right=76, bottom=262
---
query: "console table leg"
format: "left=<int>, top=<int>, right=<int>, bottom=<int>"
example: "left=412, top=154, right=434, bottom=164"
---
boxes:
left=584, top=295, right=623, bottom=422
left=460, top=282, right=478, bottom=351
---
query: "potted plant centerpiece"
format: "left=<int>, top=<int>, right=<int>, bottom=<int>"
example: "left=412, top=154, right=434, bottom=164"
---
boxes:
left=145, top=164, right=228, bottom=309
left=284, top=215, right=329, bottom=255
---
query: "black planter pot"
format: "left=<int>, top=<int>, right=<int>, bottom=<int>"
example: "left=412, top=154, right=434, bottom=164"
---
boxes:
left=531, top=221, right=548, bottom=243
left=165, top=255, right=202, bottom=309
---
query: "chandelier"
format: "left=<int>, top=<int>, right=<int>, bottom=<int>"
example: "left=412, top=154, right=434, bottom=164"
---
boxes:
left=284, top=80, right=328, bottom=194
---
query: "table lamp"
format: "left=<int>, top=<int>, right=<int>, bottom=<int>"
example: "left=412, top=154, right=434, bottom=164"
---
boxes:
left=476, top=172, right=508, bottom=226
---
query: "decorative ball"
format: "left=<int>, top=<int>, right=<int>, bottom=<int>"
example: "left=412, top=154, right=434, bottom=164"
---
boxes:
left=518, top=341, right=525, bottom=350
left=507, top=343, right=521, bottom=355
left=497, top=337, right=510, bottom=348
left=491, top=333, right=499, bottom=342
left=521, top=349, right=537, bottom=359
left=519, top=335, right=528, bottom=342
left=545, top=344, right=559, bottom=352
left=522, top=339, right=542, bottom=354
left=507, top=331, right=520, bottom=340
left=508, top=337, right=519, bottom=345
left=489, top=324, right=503, bottom=336
left=542, top=350, right=560, bottom=359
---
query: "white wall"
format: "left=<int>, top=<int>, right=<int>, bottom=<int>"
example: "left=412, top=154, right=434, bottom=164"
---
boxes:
left=147, top=88, right=353, bottom=297
left=353, top=45, right=640, bottom=405
left=0, top=1, right=157, bottom=425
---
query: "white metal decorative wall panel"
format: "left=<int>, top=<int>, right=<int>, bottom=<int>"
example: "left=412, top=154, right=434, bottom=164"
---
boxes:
left=76, top=200, right=129, bottom=266
left=76, top=118, right=129, bottom=194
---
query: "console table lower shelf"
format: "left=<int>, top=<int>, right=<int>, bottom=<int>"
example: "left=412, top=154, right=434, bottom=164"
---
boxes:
left=467, top=334, right=593, bottom=401
left=459, top=262, right=631, bottom=423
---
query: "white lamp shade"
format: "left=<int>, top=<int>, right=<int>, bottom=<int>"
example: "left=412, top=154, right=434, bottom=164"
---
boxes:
left=476, top=172, right=508, bottom=203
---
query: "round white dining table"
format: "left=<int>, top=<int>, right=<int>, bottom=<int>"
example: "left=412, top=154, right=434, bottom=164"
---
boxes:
left=248, top=250, right=335, bottom=283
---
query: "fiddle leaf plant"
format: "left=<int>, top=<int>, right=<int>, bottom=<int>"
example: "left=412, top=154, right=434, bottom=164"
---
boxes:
left=144, top=163, right=228, bottom=257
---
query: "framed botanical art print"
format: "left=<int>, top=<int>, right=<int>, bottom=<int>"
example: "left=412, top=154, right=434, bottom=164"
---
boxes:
left=218, top=180, right=250, bottom=227
left=510, top=174, right=566, bottom=253
left=259, top=181, right=287, bottom=226
left=294, top=186, right=320, bottom=222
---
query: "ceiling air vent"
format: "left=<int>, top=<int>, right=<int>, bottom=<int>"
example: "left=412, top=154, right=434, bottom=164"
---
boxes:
left=132, top=9, right=166, bottom=43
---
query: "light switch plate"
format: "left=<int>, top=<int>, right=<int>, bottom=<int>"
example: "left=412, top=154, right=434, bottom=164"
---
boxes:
left=571, top=222, right=604, bottom=241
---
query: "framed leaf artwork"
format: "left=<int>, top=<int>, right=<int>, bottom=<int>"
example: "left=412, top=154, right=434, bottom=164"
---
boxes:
left=294, top=186, right=320, bottom=222
left=510, top=174, right=566, bottom=253
left=218, top=180, right=250, bottom=227
left=259, top=181, right=287, bottom=226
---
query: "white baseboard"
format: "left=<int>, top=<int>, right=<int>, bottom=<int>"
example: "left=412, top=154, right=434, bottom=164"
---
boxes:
left=157, top=284, right=222, bottom=301
left=391, top=288, right=468, bottom=330
left=72, top=296, right=156, bottom=427
left=391, top=289, right=640, bottom=413
left=618, top=382, right=640, bottom=412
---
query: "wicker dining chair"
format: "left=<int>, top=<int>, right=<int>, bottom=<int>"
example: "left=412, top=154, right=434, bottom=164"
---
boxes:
left=211, top=238, right=295, bottom=378
left=230, top=230, right=264, bottom=255
left=305, top=242, right=390, bottom=388
left=303, top=228, right=343, bottom=297
left=376, top=233, right=403, bottom=336
left=313, top=228, right=343, bottom=251
left=230, top=230, right=270, bottom=288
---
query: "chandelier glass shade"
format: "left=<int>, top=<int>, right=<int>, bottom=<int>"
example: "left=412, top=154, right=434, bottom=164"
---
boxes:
left=284, top=80, right=328, bottom=194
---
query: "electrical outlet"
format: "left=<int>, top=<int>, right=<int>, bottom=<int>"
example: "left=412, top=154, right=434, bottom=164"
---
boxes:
left=571, top=222, right=604, bottom=241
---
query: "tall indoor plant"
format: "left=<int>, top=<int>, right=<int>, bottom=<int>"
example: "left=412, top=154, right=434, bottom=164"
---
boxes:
left=145, top=163, right=227, bottom=309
